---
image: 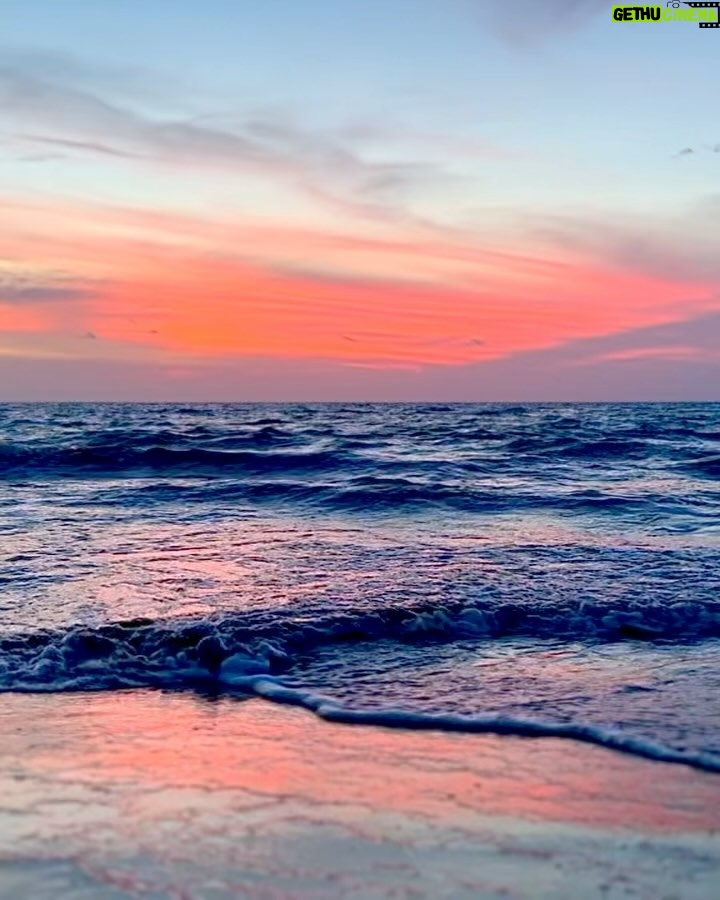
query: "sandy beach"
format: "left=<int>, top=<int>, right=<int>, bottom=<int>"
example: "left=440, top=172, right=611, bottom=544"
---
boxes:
left=1, top=690, right=718, bottom=898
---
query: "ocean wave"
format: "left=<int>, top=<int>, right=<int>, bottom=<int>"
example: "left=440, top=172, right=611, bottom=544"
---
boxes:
left=2, top=601, right=719, bottom=772
left=0, top=442, right=351, bottom=476
left=683, top=454, right=720, bottom=479
left=2, top=403, right=719, bottom=495
left=505, top=435, right=650, bottom=459
left=1, top=593, right=718, bottom=695
left=71, top=476, right=688, bottom=519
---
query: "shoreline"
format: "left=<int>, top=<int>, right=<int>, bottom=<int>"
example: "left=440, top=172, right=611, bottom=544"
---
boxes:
left=1, top=690, right=718, bottom=898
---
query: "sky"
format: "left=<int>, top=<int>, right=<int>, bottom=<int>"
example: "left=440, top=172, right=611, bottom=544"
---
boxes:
left=0, top=0, right=718, bottom=401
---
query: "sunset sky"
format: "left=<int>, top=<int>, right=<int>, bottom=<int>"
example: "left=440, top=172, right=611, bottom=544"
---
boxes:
left=1, top=0, right=718, bottom=400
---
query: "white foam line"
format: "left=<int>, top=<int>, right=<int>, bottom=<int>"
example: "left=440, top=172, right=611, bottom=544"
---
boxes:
left=233, top=675, right=720, bottom=775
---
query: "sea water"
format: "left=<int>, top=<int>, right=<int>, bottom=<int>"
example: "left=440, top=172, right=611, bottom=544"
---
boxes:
left=1, top=402, right=719, bottom=770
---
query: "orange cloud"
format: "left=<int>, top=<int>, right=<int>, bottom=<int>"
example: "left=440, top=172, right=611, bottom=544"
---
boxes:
left=589, top=346, right=718, bottom=364
left=1, top=196, right=717, bottom=369
left=0, top=305, right=49, bottom=335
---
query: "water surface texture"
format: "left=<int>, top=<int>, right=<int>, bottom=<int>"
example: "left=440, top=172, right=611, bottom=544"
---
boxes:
left=1, top=403, right=719, bottom=770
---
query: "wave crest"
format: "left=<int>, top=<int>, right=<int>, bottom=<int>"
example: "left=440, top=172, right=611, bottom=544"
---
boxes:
left=2, top=594, right=718, bottom=695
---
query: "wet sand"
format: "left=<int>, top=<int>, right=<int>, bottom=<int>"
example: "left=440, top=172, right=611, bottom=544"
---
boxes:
left=0, top=690, right=718, bottom=898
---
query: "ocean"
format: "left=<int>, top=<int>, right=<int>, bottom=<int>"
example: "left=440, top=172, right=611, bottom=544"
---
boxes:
left=1, top=402, right=719, bottom=772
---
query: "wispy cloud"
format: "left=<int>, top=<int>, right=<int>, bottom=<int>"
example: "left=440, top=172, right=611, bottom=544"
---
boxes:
left=464, top=0, right=608, bottom=43
left=16, top=133, right=148, bottom=160
left=0, top=51, right=455, bottom=225
left=530, top=208, right=720, bottom=287
left=589, top=345, right=709, bottom=364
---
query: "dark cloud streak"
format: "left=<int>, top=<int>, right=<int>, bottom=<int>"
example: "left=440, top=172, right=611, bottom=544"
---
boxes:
left=0, top=272, right=98, bottom=306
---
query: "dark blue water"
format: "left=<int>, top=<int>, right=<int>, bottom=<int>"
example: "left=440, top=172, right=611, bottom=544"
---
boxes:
left=1, top=403, right=719, bottom=770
